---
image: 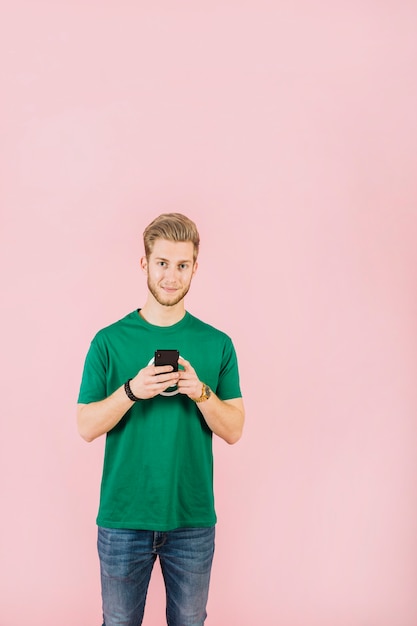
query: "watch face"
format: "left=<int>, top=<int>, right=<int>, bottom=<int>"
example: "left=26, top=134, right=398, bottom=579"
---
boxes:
left=195, top=383, right=211, bottom=402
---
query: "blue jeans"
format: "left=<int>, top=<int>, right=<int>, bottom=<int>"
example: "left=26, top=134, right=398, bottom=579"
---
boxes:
left=98, top=526, right=215, bottom=626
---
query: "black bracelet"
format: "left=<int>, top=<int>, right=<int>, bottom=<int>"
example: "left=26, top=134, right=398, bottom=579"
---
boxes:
left=124, top=378, right=141, bottom=402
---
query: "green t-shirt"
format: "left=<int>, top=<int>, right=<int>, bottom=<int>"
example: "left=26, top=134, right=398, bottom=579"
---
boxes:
left=78, top=310, right=242, bottom=531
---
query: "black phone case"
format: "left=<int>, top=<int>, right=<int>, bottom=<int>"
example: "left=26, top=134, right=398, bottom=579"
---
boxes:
left=154, top=350, right=179, bottom=372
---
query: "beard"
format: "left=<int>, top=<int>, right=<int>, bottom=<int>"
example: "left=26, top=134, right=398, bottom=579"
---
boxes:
left=147, top=278, right=191, bottom=307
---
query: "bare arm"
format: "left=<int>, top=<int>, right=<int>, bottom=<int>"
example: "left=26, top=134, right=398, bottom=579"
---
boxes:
left=195, top=395, right=244, bottom=445
left=177, top=357, right=245, bottom=445
left=77, top=364, right=180, bottom=442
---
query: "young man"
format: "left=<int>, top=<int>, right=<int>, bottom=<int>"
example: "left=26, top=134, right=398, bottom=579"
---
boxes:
left=77, top=213, right=244, bottom=626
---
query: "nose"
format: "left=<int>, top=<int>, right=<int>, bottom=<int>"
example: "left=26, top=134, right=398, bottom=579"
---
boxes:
left=165, top=266, right=179, bottom=283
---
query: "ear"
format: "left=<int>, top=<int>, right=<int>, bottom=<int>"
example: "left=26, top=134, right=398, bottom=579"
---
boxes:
left=140, top=256, right=148, bottom=274
left=192, top=260, right=198, bottom=276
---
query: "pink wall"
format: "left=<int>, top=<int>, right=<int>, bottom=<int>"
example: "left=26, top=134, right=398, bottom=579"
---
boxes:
left=1, top=2, right=417, bottom=625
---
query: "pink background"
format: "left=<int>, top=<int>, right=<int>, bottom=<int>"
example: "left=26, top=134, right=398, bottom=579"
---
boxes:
left=1, top=1, right=417, bottom=625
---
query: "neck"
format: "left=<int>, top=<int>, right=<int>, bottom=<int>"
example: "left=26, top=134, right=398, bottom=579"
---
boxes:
left=139, top=298, right=186, bottom=327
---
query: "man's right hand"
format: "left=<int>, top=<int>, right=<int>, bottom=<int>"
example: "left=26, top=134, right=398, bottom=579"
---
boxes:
left=129, top=365, right=180, bottom=399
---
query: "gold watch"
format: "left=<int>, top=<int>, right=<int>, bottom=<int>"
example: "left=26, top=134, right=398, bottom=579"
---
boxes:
left=193, top=383, right=211, bottom=403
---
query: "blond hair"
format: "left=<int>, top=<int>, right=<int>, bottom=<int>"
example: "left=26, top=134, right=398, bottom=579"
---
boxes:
left=143, top=213, right=200, bottom=261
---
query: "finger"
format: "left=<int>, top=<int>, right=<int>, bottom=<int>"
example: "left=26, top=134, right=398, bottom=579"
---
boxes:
left=177, top=378, right=200, bottom=390
left=146, top=379, right=178, bottom=394
left=177, top=379, right=196, bottom=390
left=143, top=371, right=178, bottom=386
left=155, top=373, right=179, bottom=385
left=153, top=365, right=175, bottom=376
left=178, top=357, right=193, bottom=371
left=177, top=369, right=194, bottom=379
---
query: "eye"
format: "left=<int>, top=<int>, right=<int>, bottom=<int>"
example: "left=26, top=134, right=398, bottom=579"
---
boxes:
left=179, top=264, right=188, bottom=270
left=158, top=261, right=167, bottom=267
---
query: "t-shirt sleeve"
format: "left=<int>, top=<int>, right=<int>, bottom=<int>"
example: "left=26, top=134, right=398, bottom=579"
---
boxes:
left=215, top=337, right=242, bottom=401
left=77, top=334, right=108, bottom=404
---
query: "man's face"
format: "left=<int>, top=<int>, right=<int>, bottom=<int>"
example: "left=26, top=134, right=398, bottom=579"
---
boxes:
left=141, top=239, right=198, bottom=307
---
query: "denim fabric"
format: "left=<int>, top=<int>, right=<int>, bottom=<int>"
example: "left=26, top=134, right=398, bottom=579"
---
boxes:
left=98, top=526, right=215, bottom=626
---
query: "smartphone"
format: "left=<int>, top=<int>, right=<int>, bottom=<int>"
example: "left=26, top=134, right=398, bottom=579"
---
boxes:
left=154, top=349, right=179, bottom=372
